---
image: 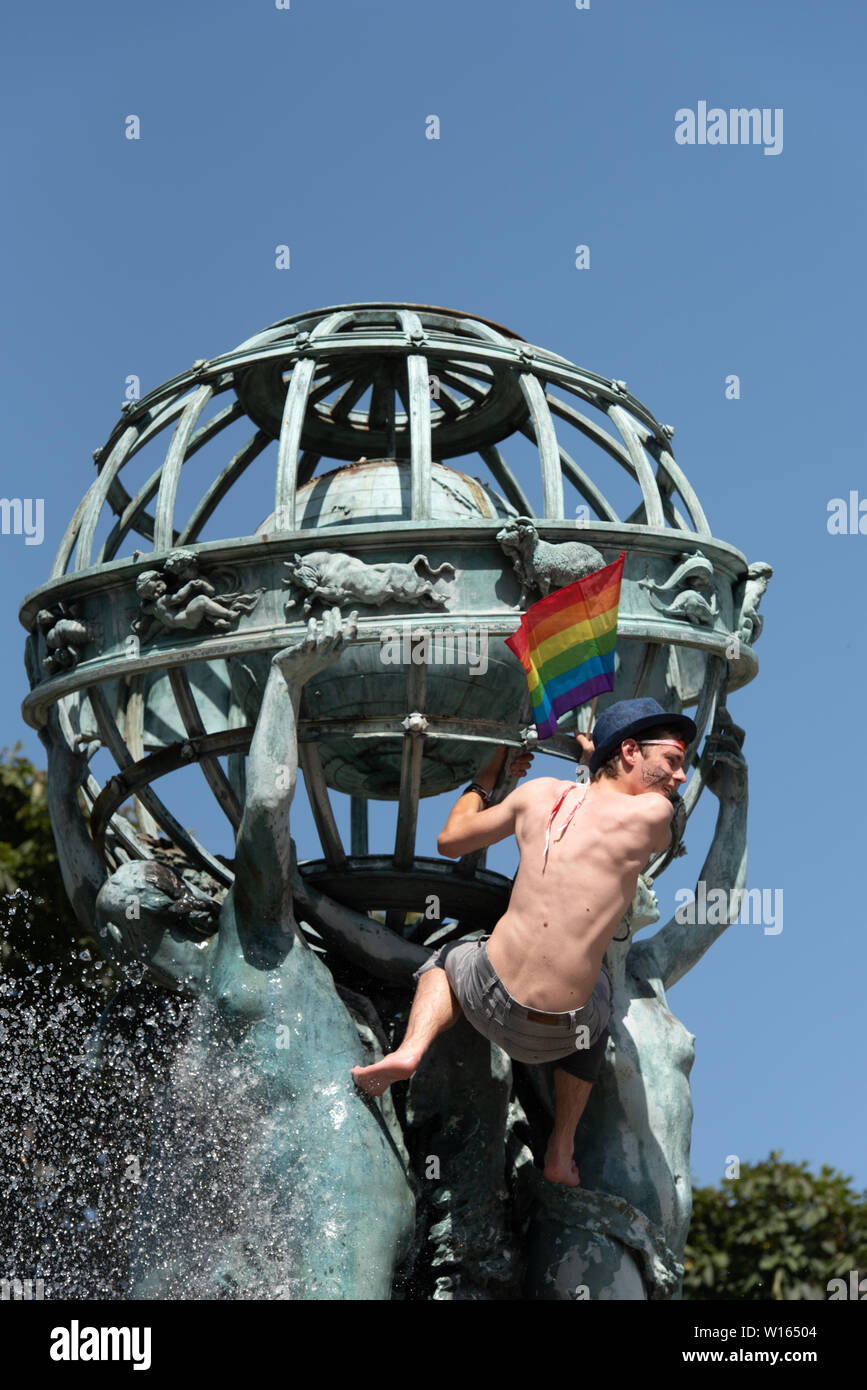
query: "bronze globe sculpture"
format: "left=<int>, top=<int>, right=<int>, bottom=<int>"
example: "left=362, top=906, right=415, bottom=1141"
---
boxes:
left=20, top=303, right=770, bottom=1299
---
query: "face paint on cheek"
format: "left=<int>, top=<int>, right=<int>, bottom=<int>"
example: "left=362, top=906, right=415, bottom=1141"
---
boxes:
left=640, top=766, right=669, bottom=787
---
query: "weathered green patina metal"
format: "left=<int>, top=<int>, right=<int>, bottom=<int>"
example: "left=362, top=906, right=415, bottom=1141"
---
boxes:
left=20, top=302, right=770, bottom=1299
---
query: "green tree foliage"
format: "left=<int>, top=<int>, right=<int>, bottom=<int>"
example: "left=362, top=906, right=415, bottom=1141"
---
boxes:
left=0, top=742, right=109, bottom=992
left=684, top=1152, right=867, bottom=1299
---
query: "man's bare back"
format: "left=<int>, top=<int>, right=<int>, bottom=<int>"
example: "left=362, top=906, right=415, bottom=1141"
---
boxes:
left=486, top=778, right=671, bottom=1012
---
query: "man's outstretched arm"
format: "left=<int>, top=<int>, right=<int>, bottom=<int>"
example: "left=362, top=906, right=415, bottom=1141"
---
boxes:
left=437, top=745, right=535, bottom=858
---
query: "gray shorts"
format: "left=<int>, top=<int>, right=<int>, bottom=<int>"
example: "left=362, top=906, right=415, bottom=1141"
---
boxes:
left=413, top=935, right=612, bottom=1083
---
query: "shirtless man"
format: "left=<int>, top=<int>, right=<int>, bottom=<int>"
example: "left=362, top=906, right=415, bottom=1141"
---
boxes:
left=352, top=697, right=696, bottom=1188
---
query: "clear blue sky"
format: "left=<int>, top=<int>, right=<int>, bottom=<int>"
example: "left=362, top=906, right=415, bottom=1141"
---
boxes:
left=3, top=0, right=865, bottom=1193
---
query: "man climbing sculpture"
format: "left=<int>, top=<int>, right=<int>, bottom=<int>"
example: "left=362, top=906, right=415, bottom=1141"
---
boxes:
left=352, top=697, right=696, bottom=1187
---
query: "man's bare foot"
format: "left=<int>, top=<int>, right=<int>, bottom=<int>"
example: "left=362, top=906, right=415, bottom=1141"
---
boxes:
left=351, top=1048, right=422, bottom=1098
left=543, top=1145, right=582, bottom=1187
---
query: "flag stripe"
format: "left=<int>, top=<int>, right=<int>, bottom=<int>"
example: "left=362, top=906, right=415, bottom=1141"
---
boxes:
left=528, top=653, right=614, bottom=712
left=523, top=578, right=623, bottom=650
left=531, top=647, right=616, bottom=704
left=532, top=611, right=618, bottom=678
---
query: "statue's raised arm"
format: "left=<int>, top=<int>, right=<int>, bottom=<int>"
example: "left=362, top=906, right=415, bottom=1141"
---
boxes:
left=230, top=606, right=357, bottom=961
left=643, top=708, right=749, bottom=991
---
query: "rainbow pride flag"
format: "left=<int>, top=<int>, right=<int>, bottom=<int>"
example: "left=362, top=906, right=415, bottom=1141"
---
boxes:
left=504, top=552, right=625, bottom=739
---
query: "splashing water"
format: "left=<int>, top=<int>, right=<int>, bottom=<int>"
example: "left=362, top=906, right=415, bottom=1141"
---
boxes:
left=1, top=890, right=421, bottom=1300
left=0, top=889, right=196, bottom=1298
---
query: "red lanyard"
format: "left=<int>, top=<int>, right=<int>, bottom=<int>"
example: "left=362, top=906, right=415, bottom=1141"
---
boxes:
left=542, top=783, right=588, bottom=871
